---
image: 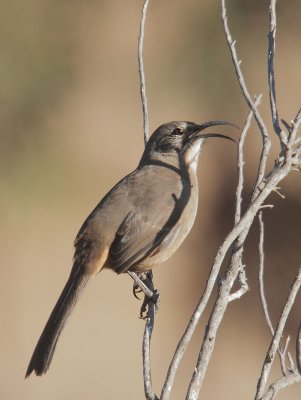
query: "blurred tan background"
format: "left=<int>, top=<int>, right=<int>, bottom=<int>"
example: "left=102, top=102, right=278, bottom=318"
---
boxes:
left=1, top=1, right=301, bottom=399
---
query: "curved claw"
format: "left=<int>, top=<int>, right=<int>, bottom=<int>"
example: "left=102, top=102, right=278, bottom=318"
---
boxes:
left=139, top=300, right=148, bottom=319
left=139, top=289, right=160, bottom=319
left=133, top=284, right=143, bottom=300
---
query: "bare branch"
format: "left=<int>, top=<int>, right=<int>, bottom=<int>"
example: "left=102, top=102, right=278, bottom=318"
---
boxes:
left=280, top=336, right=292, bottom=375
left=138, top=0, right=150, bottom=144
left=258, top=212, right=293, bottom=376
left=235, top=95, right=262, bottom=224
left=297, top=321, right=301, bottom=375
left=258, top=212, right=274, bottom=335
left=287, top=349, right=295, bottom=373
left=142, top=304, right=159, bottom=400
left=261, top=371, right=301, bottom=400
left=255, top=267, right=301, bottom=399
left=143, top=304, right=159, bottom=400
left=128, top=270, right=159, bottom=399
left=260, top=204, right=274, bottom=210
left=221, top=0, right=271, bottom=190
left=268, top=0, right=282, bottom=138
left=288, top=108, right=301, bottom=144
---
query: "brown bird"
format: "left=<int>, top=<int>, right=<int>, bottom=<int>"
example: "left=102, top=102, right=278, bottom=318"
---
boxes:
left=25, top=120, right=235, bottom=377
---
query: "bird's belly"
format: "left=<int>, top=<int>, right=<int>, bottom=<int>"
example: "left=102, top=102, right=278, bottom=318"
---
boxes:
left=136, top=189, right=199, bottom=272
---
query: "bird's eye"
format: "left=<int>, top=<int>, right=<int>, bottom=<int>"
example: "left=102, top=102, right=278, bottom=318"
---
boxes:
left=172, top=127, right=183, bottom=135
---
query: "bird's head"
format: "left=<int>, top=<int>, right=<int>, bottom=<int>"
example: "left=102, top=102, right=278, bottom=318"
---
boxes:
left=140, top=121, right=236, bottom=169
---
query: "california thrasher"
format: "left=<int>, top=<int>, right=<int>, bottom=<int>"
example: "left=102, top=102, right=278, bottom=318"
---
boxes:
left=26, top=120, right=234, bottom=377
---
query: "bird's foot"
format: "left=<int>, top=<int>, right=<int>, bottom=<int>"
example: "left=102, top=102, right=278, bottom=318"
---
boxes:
left=138, top=271, right=160, bottom=319
left=140, top=289, right=160, bottom=319
left=127, top=270, right=160, bottom=318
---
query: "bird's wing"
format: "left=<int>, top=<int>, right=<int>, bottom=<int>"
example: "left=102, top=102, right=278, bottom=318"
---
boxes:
left=109, top=165, right=191, bottom=273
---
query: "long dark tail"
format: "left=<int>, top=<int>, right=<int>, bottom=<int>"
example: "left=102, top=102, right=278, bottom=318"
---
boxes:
left=25, top=269, right=89, bottom=377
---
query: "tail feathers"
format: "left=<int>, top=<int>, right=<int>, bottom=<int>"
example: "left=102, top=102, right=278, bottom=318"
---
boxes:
left=26, top=269, right=89, bottom=377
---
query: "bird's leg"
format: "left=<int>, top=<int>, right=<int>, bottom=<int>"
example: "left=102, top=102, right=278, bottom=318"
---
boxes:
left=139, top=271, right=160, bottom=319
left=127, top=270, right=160, bottom=318
left=128, top=271, right=154, bottom=297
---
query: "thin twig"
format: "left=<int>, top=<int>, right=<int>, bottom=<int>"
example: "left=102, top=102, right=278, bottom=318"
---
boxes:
left=138, top=0, right=150, bottom=145
left=258, top=212, right=274, bottom=334
left=258, top=212, right=292, bottom=376
left=287, top=350, right=295, bottom=373
left=255, top=267, right=301, bottom=399
left=280, top=336, right=292, bottom=375
left=128, top=271, right=158, bottom=398
left=142, top=274, right=159, bottom=400
left=268, top=0, right=282, bottom=138
left=129, top=271, right=159, bottom=400
left=288, top=108, right=301, bottom=144
left=260, top=204, right=274, bottom=209
left=221, top=0, right=271, bottom=191
left=235, top=95, right=262, bottom=224
left=297, top=321, right=301, bottom=375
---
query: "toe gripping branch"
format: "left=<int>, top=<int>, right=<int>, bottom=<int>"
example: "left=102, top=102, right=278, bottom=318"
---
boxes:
left=128, top=270, right=160, bottom=318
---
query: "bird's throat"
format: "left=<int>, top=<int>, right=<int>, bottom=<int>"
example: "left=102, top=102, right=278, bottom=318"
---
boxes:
left=184, top=140, right=203, bottom=172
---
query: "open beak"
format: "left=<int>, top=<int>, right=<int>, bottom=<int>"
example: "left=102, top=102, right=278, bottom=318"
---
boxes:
left=191, top=120, right=237, bottom=143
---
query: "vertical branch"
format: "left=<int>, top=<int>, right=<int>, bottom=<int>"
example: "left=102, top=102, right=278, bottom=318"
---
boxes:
left=221, top=0, right=271, bottom=191
left=128, top=270, right=159, bottom=400
left=138, top=0, right=150, bottom=145
left=288, top=108, right=301, bottom=144
left=258, top=212, right=292, bottom=377
left=268, top=0, right=282, bottom=137
left=143, top=303, right=159, bottom=400
left=138, top=4, right=156, bottom=398
left=143, top=308, right=156, bottom=400
left=235, top=95, right=262, bottom=224
left=258, top=212, right=274, bottom=335
left=297, top=321, right=301, bottom=375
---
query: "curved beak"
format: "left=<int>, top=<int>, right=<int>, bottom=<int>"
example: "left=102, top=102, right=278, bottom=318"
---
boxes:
left=191, top=120, right=237, bottom=143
